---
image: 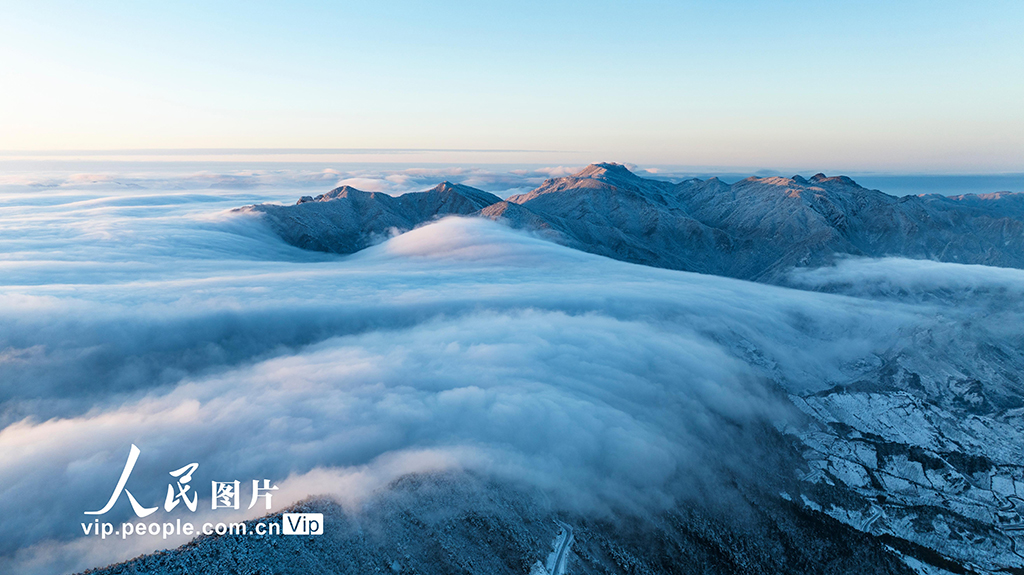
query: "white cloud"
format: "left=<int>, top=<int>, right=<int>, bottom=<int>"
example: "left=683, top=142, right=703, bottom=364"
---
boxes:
left=0, top=164, right=576, bottom=198
left=1, top=175, right=1022, bottom=574
left=788, top=256, right=1024, bottom=300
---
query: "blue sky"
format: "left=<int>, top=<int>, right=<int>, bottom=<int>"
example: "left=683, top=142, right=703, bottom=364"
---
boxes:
left=1, top=0, right=1022, bottom=172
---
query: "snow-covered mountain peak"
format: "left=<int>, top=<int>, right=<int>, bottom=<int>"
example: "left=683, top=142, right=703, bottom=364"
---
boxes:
left=808, top=173, right=862, bottom=188
left=507, top=162, right=669, bottom=204
left=430, top=180, right=461, bottom=192
left=296, top=184, right=370, bottom=204
left=736, top=174, right=864, bottom=193
left=572, top=162, right=640, bottom=181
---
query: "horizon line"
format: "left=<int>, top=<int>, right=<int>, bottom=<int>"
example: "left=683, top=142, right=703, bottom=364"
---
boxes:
left=0, top=148, right=574, bottom=156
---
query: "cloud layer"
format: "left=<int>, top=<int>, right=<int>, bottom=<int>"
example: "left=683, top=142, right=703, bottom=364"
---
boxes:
left=0, top=163, right=600, bottom=199
left=2, top=175, right=1022, bottom=574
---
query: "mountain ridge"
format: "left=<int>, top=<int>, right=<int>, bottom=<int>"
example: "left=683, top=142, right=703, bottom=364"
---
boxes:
left=239, top=180, right=502, bottom=254
left=236, top=162, right=1024, bottom=282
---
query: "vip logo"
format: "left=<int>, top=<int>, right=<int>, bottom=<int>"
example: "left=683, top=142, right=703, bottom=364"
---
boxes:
left=282, top=513, right=323, bottom=535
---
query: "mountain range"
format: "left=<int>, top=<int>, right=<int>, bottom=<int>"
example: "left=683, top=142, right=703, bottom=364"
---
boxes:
left=238, top=163, right=1024, bottom=282
left=96, top=165, right=1024, bottom=575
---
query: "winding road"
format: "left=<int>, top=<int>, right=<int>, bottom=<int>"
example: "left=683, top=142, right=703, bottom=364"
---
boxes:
left=862, top=504, right=883, bottom=533
left=549, top=521, right=574, bottom=575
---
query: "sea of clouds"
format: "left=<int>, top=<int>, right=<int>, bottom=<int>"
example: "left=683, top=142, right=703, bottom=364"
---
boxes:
left=1, top=164, right=1021, bottom=574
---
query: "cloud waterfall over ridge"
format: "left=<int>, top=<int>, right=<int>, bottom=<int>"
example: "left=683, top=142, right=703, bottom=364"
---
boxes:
left=2, top=181, right=1022, bottom=574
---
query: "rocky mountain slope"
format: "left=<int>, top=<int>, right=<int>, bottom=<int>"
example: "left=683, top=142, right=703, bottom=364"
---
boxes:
left=241, top=182, right=501, bottom=253
left=780, top=294, right=1024, bottom=573
left=237, top=163, right=1024, bottom=282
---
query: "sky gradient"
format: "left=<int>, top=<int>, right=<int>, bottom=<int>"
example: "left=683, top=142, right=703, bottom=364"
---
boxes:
left=1, top=0, right=1022, bottom=172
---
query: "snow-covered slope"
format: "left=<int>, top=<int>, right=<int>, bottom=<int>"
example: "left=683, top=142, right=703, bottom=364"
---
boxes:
left=81, top=474, right=916, bottom=575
